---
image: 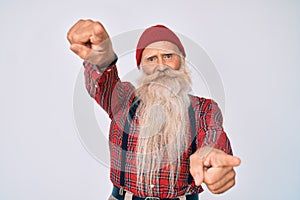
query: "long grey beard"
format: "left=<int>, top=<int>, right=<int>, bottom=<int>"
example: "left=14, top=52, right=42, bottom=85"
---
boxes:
left=135, top=68, right=192, bottom=193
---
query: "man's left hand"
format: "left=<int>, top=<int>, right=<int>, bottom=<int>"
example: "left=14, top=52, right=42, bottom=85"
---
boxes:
left=189, top=147, right=241, bottom=194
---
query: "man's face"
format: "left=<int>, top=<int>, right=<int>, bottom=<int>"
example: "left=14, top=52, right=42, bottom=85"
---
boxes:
left=140, top=41, right=182, bottom=75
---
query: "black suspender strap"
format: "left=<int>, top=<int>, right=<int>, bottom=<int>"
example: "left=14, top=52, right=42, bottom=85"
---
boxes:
left=120, top=97, right=140, bottom=192
left=188, top=104, right=197, bottom=185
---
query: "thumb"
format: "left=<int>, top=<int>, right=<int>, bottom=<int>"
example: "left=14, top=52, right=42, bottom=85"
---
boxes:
left=189, top=153, right=204, bottom=186
left=193, top=168, right=204, bottom=186
left=70, top=43, right=92, bottom=60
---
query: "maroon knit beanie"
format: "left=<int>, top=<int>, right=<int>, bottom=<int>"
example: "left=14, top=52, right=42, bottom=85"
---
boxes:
left=136, top=25, right=186, bottom=68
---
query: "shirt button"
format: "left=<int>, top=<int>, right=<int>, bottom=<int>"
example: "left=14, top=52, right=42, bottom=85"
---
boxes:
left=150, top=184, right=155, bottom=188
left=107, top=68, right=112, bottom=72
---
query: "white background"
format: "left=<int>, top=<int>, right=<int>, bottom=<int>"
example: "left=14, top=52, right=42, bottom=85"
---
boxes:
left=1, top=0, right=299, bottom=199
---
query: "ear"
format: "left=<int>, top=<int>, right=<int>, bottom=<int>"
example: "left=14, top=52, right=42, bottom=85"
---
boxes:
left=179, top=57, right=187, bottom=71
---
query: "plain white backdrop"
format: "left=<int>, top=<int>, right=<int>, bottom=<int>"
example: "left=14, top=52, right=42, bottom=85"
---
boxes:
left=0, top=0, right=299, bottom=200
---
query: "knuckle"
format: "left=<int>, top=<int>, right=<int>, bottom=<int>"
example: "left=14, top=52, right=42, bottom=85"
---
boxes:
left=232, top=170, right=236, bottom=177
left=77, top=19, right=87, bottom=25
left=71, top=33, right=80, bottom=42
left=232, top=179, right=236, bottom=187
left=93, top=22, right=105, bottom=34
left=67, top=32, right=72, bottom=42
left=94, top=21, right=103, bottom=27
left=213, top=190, right=222, bottom=194
left=209, top=186, right=219, bottom=194
left=79, top=19, right=94, bottom=27
left=93, top=23, right=102, bottom=31
left=228, top=169, right=236, bottom=178
left=208, top=184, right=217, bottom=191
left=81, top=19, right=94, bottom=24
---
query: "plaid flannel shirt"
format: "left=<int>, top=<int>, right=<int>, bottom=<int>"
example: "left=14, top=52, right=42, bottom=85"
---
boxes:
left=83, top=61, right=232, bottom=198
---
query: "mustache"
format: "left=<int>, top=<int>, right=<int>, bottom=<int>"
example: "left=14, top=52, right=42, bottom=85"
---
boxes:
left=139, top=67, right=183, bottom=85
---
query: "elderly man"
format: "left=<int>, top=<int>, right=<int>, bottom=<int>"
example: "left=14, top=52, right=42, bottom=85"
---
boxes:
left=67, top=19, right=241, bottom=200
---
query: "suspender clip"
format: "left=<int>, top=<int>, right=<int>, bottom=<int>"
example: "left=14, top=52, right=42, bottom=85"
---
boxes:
left=119, top=187, right=124, bottom=196
left=185, top=185, right=192, bottom=194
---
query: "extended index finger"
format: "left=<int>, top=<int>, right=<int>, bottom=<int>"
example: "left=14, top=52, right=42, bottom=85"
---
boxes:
left=205, top=149, right=241, bottom=167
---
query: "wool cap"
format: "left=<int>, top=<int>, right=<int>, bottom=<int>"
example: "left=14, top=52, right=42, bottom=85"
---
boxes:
left=136, top=25, right=186, bottom=68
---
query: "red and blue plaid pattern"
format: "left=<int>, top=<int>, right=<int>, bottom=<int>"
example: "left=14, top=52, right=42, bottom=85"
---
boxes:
left=83, top=61, right=232, bottom=198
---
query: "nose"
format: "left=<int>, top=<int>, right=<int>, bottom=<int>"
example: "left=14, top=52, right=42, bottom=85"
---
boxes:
left=156, top=57, right=167, bottom=72
left=156, top=64, right=167, bottom=72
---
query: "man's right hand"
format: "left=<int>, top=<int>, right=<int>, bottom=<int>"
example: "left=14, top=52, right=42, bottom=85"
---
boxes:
left=67, top=19, right=115, bottom=66
left=189, top=147, right=241, bottom=194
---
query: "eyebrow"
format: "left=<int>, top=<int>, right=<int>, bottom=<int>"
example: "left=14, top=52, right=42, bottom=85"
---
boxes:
left=144, top=54, right=156, bottom=59
left=144, top=52, right=175, bottom=58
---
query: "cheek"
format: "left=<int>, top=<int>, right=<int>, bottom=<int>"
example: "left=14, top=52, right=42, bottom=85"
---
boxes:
left=169, top=59, right=181, bottom=70
left=142, top=65, right=155, bottom=75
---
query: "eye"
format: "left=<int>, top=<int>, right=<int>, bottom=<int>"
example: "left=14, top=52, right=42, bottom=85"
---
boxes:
left=147, top=56, right=155, bottom=62
left=164, top=54, right=172, bottom=59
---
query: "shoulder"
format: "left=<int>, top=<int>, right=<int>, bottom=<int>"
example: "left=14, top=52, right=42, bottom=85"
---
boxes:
left=189, top=95, right=224, bottom=128
left=189, top=95, right=223, bottom=121
left=189, top=95, right=219, bottom=110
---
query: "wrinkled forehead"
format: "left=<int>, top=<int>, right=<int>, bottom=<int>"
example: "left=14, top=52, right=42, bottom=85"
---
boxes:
left=144, top=41, right=182, bottom=55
